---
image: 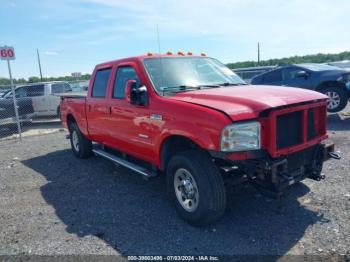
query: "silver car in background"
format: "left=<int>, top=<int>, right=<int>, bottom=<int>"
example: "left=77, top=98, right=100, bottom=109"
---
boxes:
left=2, top=81, right=71, bottom=117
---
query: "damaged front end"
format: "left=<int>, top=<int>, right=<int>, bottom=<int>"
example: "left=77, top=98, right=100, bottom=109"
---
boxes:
left=245, top=140, right=339, bottom=197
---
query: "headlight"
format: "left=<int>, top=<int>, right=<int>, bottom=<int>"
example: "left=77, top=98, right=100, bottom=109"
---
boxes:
left=220, top=121, right=261, bottom=152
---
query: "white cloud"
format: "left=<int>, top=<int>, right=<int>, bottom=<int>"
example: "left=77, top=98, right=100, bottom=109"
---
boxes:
left=44, top=51, right=59, bottom=56
left=82, top=0, right=350, bottom=61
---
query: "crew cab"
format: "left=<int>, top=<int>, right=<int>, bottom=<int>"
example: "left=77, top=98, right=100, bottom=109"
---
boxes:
left=3, top=81, right=71, bottom=117
left=60, top=53, right=338, bottom=226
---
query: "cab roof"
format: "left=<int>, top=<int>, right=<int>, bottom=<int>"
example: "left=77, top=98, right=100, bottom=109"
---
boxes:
left=95, top=53, right=208, bottom=68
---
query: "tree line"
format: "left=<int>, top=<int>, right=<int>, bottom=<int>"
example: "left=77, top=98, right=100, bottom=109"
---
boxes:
left=227, top=51, right=350, bottom=69
left=0, top=74, right=91, bottom=86
left=1, top=51, right=349, bottom=86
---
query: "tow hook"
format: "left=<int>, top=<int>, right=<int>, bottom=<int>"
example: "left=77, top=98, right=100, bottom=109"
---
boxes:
left=311, top=173, right=326, bottom=181
left=328, top=152, right=341, bottom=160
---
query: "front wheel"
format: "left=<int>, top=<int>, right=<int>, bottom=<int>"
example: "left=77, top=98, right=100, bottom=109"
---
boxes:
left=166, top=150, right=226, bottom=226
left=321, top=87, right=348, bottom=113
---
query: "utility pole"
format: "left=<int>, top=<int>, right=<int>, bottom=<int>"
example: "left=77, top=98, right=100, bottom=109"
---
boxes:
left=37, top=48, right=43, bottom=81
left=257, top=42, right=260, bottom=65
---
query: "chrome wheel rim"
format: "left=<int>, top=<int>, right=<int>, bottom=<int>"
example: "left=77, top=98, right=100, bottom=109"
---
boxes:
left=174, top=168, right=199, bottom=212
left=72, top=130, right=80, bottom=152
left=326, top=91, right=340, bottom=110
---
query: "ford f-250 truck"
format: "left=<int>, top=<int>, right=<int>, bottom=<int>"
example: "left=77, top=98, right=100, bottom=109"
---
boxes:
left=60, top=53, right=339, bottom=226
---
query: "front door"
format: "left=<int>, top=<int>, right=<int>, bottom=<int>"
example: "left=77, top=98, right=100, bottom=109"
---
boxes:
left=281, top=68, right=311, bottom=89
left=106, top=64, right=156, bottom=163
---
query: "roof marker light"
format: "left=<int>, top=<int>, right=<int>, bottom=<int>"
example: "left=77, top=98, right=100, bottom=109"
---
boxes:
left=147, top=52, right=153, bottom=56
left=166, top=51, right=173, bottom=55
left=187, top=51, right=193, bottom=55
left=177, top=51, right=185, bottom=56
left=201, top=53, right=207, bottom=56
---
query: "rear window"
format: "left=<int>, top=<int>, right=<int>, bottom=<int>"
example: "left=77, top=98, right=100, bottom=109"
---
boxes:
left=92, top=68, right=111, bottom=98
left=25, top=85, right=45, bottom=97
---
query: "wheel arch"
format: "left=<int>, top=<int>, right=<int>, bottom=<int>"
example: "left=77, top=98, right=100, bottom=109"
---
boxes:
left=159, top=135, right=205, bottom=171
left=315, top=81, right=346, bottom=92
left=66, top=114, right=76, bottom=131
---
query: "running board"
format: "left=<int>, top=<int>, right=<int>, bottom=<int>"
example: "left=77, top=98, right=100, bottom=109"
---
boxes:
left=92, top=149, right=157, bottom=178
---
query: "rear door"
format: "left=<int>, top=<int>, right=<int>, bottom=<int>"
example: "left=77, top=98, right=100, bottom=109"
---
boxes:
left=24, top=84, right=46, bottom=116
left=86, top=67, right=112, bottom=143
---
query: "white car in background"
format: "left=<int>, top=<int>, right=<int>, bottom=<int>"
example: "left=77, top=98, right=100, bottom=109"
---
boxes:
left=3, top=81, right=72, bottom=117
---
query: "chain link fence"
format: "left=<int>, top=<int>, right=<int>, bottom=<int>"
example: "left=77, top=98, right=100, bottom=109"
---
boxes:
left=0, top=80, right=89, bottom=141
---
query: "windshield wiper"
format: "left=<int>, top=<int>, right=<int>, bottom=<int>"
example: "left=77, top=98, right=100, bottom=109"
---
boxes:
left=161, top=84, right=223, bottom=95
left=161, top=85, right=199, bottom=95
left=216, top=82, right=247, bottom=86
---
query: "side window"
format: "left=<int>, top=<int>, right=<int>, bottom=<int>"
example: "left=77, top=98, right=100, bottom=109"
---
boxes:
left=282, top=68, right=302, bottom=81
left=113, top=66, right=140, bottom=99
left=52, top=83, right=71, bottom=94
left=26, top=85, right=45, bottom=97
left=15, top=87, right=28, bottom=98
left=263, top=70, right=282, bottom=83
left=92, top=68, right=111, bottom=98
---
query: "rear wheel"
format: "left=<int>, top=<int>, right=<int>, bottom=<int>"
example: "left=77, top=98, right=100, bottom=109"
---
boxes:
left=321, top=86, right=348, bottom=112
left=166, top=150, right=226, bottom=226
left=69, top=122, right=92, bottom=158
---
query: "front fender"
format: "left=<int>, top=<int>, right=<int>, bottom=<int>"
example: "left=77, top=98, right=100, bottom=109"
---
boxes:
left=154, top=120, right=221, bottom=167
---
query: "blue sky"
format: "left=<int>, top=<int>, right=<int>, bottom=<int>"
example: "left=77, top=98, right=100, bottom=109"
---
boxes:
left=1, top=0, right=349, bottom=79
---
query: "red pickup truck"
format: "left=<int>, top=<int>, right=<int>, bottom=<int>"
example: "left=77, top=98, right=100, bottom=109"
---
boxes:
left=60, top=53, right=338, bottom=226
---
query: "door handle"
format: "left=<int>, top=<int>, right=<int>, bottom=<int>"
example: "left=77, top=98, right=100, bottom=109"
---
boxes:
left=88, top=104, right=92, bottom=111
left=108, top=106, right=112, bottom=114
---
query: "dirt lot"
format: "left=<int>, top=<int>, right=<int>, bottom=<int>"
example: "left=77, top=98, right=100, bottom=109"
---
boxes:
left=0, top=109, right=349, bottom=258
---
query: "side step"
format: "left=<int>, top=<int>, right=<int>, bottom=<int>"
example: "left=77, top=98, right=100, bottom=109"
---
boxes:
left=92, top=149, right=157, bottom=178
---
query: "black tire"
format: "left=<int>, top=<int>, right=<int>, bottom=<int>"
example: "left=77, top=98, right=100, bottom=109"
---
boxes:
left=321, top=86, right=348, bottom=113
left=166, top=150, right=226, bottom=226
left=69, top=122, right=92, bottom=158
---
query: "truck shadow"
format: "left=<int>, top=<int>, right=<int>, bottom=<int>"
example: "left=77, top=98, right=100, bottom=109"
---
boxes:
left=22, top=149, right=326, bottom=256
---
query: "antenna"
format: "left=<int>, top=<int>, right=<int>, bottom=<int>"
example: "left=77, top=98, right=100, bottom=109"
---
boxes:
left=257, top=42, right=260, bottom=65
left=156, top=24, right=161, bottom=54
left=156, top=24, right=164, bottom=91
left=37, top=48, right=43, bottom=81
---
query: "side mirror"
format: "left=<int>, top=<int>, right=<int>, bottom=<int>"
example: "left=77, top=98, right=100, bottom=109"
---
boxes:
left=125, top=80, right=136, bottom=103
left=297, top=70, right=308, bottom=78
left=125, top=80, right=149, bottom=106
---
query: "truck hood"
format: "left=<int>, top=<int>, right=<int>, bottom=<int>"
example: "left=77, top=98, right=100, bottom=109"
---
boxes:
left=169, top=85, right=327, bottom=121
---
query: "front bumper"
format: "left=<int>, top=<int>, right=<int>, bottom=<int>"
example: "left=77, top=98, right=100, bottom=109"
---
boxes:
left=213, top=140, right=338, bottom=196
left=251, top=140, right=337, bottom=194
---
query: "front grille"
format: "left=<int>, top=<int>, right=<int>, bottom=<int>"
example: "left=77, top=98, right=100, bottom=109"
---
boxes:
left=276, top=111, right=303, bottom=149
left=307, top=109, right=316, bottom=140
left=275, top=105, right=324, bottom=151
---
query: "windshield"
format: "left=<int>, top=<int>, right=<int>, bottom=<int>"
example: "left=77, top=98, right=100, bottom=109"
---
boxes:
left=299, top=63, right=339, bottom=71
left=143, top=57, right=246, bottom=95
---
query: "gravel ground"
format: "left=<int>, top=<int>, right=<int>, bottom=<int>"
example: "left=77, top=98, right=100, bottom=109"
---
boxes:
left=0, top=109, right=349, bottom=258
